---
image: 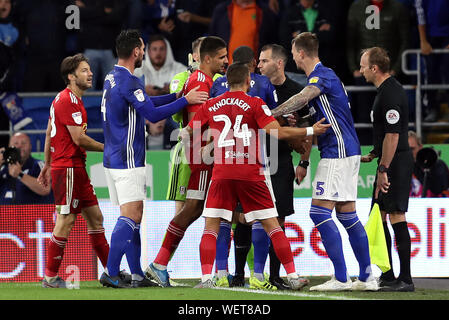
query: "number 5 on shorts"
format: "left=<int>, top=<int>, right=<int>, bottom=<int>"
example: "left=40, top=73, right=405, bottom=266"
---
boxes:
left=315, top=181, right=325, bottom=196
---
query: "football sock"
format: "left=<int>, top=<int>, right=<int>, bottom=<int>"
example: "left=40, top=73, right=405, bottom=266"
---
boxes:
left=252, top=222, right=270, bottom=277
left=154, top=220, right=185, bottom=266
left=336, top=210, right=371, bottom=281
left=200, top=229, right=218, bottom=276
left=88, top=228, right=109, bottom=268
left=381, top=221, right=395, bottom=281
left=233, top=222, right=252, bottom=276
left=45, top=234, right=67, bottom=278
left=125, top=222, right=144, bottom=278
left=216, top=221, right=232, bottom=274
left=268, top=226, right=295, bottom=274
left=268, top=225, right=285, bottom=279
left=392, top=221, right=412, bottom=284
left=106, top=216, right=135, bottom=277
left=310, top=205, right=347, bottom=282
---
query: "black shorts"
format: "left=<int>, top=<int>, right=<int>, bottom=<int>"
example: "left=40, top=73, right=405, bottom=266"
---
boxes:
left=270, top=160, right=295, bottom=218
left=374, top=150, right=413, bottom=213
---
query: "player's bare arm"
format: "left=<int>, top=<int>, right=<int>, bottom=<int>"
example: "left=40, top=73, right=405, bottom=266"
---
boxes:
left=67, top=125, right=104, bottom=152
left=38, top=119, right=52, bottom=188
left=271, top=85, right=321, bottom=118
left=376, top=132, right=399, bottom=194
left=264, top=117, right=330, bottom=140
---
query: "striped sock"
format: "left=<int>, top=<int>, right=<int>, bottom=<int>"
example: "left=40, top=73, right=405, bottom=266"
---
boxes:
left=88, top=228, right=109, bottom=268
left=125, top=223, right=144, bottom=278
left=154, top=221, right=185, bottom=266
left=215, top=221, right=231, bottom=274
left=45, top=234, right=67, bottom=278
left=106, top=216, right=135, bottom=277
left=200, top=229, right=218, bottom=276
left=310, top=205, right=347, bottom=282
left=252, top=222, right=270, bottom=276
left=337, top=210, right=371, bottom=281
left=268, top=227, right=296, bottom=275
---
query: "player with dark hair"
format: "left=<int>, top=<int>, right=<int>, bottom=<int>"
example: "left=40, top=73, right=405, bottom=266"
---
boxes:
left=99, top=29, right=208, bottom=288
left=145, top=36, right=228, bottom=287
left=210, top=45, right=279, bottom=290
left=258, top=43, right=312, bottom=290
left=360, top=46, right=414, bottom=292
left=272, top=32, right=376, bottom=291
left=182, top=62, right=330, bottom=289
left=38, top=53, right=111, bottom=288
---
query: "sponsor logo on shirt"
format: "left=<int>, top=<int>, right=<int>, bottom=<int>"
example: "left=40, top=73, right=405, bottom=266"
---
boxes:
left=225, top=151, right=249, bottom=159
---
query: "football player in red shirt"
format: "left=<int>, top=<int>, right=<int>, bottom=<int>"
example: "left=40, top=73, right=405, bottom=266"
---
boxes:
left=38, top=54, right=115, bottom=288
left=182, top=62, right=330, bottom=289
left=145, top=36, right=228, bottom=286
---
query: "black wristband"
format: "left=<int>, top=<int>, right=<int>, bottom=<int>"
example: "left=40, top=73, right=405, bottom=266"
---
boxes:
left=18, top=171, right=24, bottom=180
left=298, top=160, right=309, bottom=169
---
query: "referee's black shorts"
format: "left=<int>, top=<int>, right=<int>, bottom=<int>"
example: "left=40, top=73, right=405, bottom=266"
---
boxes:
left=270, top=159, right=295, bottom=218
left=374, top=150, right=413, bottom=213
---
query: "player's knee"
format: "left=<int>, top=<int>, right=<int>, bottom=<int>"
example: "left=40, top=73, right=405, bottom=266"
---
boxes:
left=309, top=205, right=332, bottom=226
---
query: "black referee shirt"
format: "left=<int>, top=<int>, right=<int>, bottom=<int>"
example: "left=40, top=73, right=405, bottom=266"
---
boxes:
left=371, top=76, right=410, bottom=158
left=266, top=76, right=305, bottom=162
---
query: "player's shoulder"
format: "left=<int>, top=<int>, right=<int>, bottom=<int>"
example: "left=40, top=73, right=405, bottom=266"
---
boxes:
left=54, top=88, right=80, bottom=107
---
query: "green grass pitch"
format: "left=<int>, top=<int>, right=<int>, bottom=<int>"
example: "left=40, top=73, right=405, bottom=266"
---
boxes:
left=1, top=277, right=448, bottom=301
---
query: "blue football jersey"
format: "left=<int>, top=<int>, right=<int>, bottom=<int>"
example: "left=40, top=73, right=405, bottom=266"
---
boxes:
left=307, top=63, right=360, bottom=159
left=210, top=73, right=278, bottom=109
left=102, top=65, right=188, bottom=169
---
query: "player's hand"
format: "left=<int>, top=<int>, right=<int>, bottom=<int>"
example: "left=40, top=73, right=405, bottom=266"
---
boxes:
left=312, top=118, right=331, bottom=136
left=38, top=164, right=51, bottom=188
left=376, top=171, right=390, bottom=196
left=286, top=114, right=297, bottom=127
left=361, top=153, right=375, bottom=162
left=185, top=85, right=208, bottom=105
left=420, top=40, right=433, bottom=55
left=295, top=165, right=307, bottom=185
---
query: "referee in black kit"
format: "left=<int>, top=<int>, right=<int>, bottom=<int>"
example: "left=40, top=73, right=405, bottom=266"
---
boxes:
left=359, top=47, right=414, bottom=292
left=258, top=44, right=312, bottom=289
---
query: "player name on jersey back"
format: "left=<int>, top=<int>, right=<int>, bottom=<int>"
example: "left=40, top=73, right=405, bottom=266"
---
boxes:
left=208, top=97, right=251, bottom=112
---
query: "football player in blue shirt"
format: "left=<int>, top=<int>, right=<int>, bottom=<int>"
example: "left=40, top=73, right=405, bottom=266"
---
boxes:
left=99, top=29, right=208, bottom=288
left=271, top=32, right=377, bottom=292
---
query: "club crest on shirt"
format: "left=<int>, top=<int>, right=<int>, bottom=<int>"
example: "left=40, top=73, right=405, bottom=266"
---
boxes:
left=386, top=109, right=400, bottom=124
left=134, top=89, right=145, bottom=102
left=170, top=79, right=180, bottom=92
left=71, top=112, right=82, bottom=125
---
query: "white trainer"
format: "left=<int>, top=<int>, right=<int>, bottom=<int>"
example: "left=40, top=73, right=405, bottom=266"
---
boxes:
left=351, top=277, right=379, bottom=291
left=309, top=276, right=353, bottom=292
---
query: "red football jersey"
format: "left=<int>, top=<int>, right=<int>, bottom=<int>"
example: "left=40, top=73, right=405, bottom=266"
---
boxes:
left=182, top=69, right=214, bottom=168
left=49, top=88, right=87, bottom=168
left=189, top=90, right=276, bottom=181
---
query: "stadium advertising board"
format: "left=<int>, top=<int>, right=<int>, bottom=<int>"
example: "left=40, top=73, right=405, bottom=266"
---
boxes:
left=1, top=199, right=447, bottom=282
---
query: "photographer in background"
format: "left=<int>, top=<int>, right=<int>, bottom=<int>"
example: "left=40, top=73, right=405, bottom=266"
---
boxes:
left=408, top=131, right=449, bottom=198
left=0, top=132, right=53, bottom=204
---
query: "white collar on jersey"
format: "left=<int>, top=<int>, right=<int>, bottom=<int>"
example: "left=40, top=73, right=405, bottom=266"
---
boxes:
left=312, top=61, right=322, bottom=72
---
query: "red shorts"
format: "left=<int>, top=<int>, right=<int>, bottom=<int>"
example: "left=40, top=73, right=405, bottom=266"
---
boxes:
left=203, top=179, right=278, bottom=223
left=186, top=164, right=213, bottom=200
left=51, top=167, right=98, bottom=214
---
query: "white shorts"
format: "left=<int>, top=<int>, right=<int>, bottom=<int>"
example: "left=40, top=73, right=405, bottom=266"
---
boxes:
left=312, top=155, right=360, bottom=202
left=104, top=167, right=146, bottom=206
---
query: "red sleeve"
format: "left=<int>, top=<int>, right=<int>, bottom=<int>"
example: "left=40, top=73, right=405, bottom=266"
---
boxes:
left=56, top=96, right=83, bottom=127
left=184, top=79, right=211, bottom=114
left=254, top=98, right=276, bottom=129
left=188, top=102, right=209, bottom=128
